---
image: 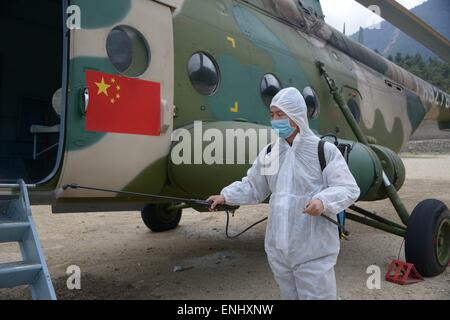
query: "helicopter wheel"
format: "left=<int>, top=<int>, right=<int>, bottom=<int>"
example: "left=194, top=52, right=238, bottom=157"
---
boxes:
left=405, top=199, right=450, bottom=277
left=141, top=203, right=182, bottom=232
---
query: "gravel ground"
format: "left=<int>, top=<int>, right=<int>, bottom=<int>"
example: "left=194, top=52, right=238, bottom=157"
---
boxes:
left=401, top=139, right=450, bottom=154
left=1, top=154, right=449, bottom=300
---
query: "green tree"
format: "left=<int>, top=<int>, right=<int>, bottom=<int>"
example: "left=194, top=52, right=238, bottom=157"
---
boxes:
left=389, top=52, right=449, bottom=92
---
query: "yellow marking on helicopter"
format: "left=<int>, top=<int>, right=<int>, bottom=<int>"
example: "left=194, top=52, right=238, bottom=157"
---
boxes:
left=95, top=77, right=111, bottom=97
left=227, top=36, right=236, bottom=48
left=230, top=101, right=238, bottom=113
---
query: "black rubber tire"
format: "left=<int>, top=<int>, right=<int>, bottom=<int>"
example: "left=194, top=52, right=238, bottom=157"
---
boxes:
left=405, top=199, right=450, bottom=277
left=141, top=204, right=182, bottom=232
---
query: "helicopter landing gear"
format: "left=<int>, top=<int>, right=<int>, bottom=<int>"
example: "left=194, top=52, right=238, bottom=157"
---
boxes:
left=405, top=199, right=450, bottom=277
left=141, top=203, right=182, bottom=232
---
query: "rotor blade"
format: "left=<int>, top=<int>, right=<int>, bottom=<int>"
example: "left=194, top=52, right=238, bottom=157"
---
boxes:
left=354, top=0, right=450, bottom=63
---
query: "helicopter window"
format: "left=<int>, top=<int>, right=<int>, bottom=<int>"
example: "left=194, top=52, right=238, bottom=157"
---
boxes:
left=106, top=25, right=150, bottom=77
left=347, top=98, right=361, bottom=123
left=302, top=86, right=320, bottom=119
left=187, top=52, right=220, bottom=96
left=261, top=74, right=281, bottom=107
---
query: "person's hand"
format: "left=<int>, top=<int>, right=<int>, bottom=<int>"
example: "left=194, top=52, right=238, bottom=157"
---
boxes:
left=206, top=195, right=225, bottom=211
left=304, top=199, right=324, bottom=216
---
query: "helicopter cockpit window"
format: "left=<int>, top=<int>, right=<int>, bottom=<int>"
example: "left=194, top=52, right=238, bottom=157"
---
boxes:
left=347, top=98, right=361, bottom=123
left=188, top=52, right=220, bottom=96
left=106, top=25, right=150, bottom=77
left=302, top=86, right=320, bottom=119
left=261, top=74, right=282, bottom=107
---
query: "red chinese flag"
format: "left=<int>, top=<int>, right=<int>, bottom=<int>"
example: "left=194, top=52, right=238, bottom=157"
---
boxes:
left=85, top=70, right=161, bottom=136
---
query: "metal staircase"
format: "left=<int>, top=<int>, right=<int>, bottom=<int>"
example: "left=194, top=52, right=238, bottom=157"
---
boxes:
left=0, top=180, right=56, bottom=300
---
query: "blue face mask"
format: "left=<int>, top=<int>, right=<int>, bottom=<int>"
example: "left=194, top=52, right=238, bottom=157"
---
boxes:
left=271, top=118, right=296, bottom=139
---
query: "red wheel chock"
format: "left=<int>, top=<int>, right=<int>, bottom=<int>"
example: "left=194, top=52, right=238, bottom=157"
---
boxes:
left=385, top=260, right=424, bottom=285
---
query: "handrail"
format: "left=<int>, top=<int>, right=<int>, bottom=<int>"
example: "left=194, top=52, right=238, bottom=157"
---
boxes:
left=0, top=183, right=36, bottom=189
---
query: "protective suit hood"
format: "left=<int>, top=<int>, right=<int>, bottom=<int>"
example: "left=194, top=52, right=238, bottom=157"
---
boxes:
left=270, top=87, right=315, bottom=139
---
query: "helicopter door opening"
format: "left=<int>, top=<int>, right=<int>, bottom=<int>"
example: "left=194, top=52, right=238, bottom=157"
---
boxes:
left=54, top=0, right=176, bottom=212
left=0, top=1, right=64, bottom=183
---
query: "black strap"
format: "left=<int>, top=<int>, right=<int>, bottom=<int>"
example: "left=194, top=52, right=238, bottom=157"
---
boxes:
left=266, top=144, right=272, bottom=155
left=318, top=140, right=326, bottom=172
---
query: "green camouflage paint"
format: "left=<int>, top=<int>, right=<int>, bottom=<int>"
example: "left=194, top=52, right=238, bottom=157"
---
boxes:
left=362, top=110, right=405, bottom=153
left=73, top=0, right=132, bottom=29
left=121, top=157, right=168, bottom=195
left=406, top=89, right=427, bottom=134
left=66, top=58, right=114, bottom=151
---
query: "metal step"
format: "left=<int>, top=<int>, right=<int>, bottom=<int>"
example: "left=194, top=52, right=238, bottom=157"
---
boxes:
left=0, top=262, right=42, bottom=288
left=0, top=180, right=56, bottom=299
left=0, top=218, right=30, bottom=243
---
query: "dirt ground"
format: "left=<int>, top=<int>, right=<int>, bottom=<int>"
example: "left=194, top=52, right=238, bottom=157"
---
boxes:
left=1, top=154, right=450, bottom=300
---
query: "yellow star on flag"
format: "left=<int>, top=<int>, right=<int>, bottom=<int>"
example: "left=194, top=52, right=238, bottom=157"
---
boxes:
left=95, top=77, right=111, bottom=96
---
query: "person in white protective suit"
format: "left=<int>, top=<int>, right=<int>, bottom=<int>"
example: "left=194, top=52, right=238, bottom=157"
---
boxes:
left=207, top=87, right=360, bottom=300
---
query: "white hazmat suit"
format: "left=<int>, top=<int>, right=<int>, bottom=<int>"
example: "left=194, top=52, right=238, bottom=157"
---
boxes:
left=220, top=88, right=360, bottom=299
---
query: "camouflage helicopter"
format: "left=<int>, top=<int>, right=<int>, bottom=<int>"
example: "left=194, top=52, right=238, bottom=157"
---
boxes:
left=0, top=0, right=449, bottom=284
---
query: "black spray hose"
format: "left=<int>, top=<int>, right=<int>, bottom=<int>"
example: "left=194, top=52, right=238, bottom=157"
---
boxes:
left=225, top=211, right=268, bottom=239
